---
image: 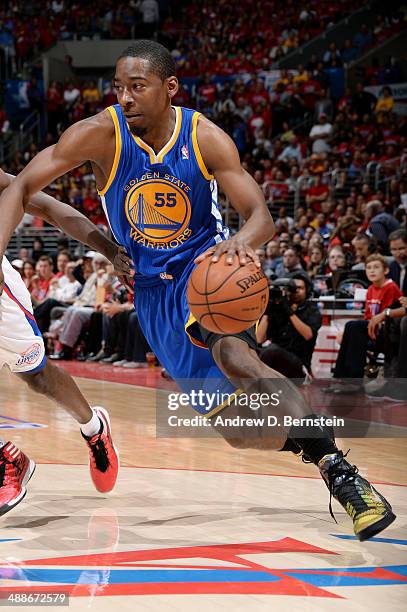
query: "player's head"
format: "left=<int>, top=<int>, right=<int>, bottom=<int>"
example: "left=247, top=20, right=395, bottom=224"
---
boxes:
left=115, top=40, right=178, bottom=136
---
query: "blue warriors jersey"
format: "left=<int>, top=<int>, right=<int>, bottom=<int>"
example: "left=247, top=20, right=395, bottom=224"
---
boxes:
left=99, top=104, right=230, bottom=282
left=98, top=105, right=240, bottom=416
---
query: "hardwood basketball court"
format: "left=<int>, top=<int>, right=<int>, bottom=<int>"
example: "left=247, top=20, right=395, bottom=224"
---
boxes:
left=0, top=364, right=406, bottom=611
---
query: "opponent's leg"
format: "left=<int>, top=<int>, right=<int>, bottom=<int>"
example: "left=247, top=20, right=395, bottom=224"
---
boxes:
left=17, top=361, right=119, bottom=493
left=211, top=335, right=396, bottom=541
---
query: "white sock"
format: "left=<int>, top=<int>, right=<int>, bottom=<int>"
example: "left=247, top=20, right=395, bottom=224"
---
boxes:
left=80, top=410, right=102, bottom=438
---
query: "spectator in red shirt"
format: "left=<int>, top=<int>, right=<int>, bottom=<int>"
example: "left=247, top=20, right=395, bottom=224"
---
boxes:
left=47, top=80, right=64, bottom=136
left=249, top=79, right=269, bottom=107
left=326, top=254, right=402, bottom=392
left=82, top=186, right=100, bottom=215
left=305, top=175, right=329, bottom=212
left=363, top=256, right=402, bottom=320
left=198, top=74, right=217, bottom=107
left=30, top=255, right=55, bottom=305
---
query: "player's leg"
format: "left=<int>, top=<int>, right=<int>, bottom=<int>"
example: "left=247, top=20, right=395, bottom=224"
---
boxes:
left=0, top=257, right=118, bottom=504
left=135, top=274, right=395, bottom=540
left=210, top=334, right=396, bottom=541
left=17, top=361, right=119, bottom=494
left=0, top=259, right=40, bottom=515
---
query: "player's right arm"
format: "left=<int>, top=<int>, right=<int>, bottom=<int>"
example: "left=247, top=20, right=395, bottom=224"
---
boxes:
left=0, top=114, right=113, bottom=293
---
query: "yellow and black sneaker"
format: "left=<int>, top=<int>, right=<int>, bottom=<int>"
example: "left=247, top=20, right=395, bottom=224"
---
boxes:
left=318, top=451, right=396, bottom=542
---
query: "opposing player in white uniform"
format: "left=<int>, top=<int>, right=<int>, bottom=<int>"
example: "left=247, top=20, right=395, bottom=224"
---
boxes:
left=0, top=169, right=132, bottom=516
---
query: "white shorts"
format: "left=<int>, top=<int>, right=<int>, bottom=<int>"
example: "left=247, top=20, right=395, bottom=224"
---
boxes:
left=0, top=256, right=46, bottom=374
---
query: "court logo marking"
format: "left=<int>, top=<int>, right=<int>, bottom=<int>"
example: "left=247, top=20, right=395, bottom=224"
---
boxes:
left=0, top=414, right=47, bottom=429
left=1, top=537, right=406, bottom=598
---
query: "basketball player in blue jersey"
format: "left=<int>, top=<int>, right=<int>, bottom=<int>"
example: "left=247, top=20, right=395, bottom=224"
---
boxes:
left=0, top=40, right=395, bottom=541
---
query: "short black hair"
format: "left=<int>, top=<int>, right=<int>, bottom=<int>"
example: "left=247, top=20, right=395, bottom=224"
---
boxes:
left=389, top=228, right=407, bottom=244
left=353, top=232, right=370, bottom=243
left=118, top=40, right=176, bottom=81
left=290, top=271, right=312, bottom=296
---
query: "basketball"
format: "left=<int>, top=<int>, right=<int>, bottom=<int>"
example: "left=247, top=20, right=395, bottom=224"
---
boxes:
left=187, top=253, right=269, bottom=334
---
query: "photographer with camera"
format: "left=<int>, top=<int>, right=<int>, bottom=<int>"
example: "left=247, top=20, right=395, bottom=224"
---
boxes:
left=257, top=273, right=322, bottom=380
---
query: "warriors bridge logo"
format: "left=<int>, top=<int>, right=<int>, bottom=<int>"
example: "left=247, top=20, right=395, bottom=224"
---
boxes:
left=125, top=175, right=192, bottom=250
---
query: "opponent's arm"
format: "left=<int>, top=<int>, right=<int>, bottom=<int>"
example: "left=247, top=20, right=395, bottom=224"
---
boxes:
left=0, top=118, right=105, bottom=261
left=1, top=170, right=120, bottom=263
left=0, top=116, right=132, bottom=292
left=195, top=117, right=275, bottom=267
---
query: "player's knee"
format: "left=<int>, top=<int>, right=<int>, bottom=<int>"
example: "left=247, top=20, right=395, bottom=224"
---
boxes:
left=213, top=337, right=259, bottom=379
left=255, top=437, right=285, bottom=451
left=22, top=368, right=49, bottom=395
left=224, top=436, right=281, bottom=451
left=224, top=437, right=252, bottom=450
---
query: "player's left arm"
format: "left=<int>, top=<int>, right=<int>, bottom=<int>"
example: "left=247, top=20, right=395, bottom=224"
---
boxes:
left=0, top=169, right=133, bottom=280
left=194, top=117, right=275, bottom=267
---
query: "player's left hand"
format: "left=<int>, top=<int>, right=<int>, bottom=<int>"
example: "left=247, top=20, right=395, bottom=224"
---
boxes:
left=111, top=246, right=134, bottom=290
left=111, top=245, right=133, bottom=275
left=194, top=237, right=261, bottom=268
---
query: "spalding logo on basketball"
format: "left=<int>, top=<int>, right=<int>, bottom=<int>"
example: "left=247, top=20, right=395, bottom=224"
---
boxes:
left=187, top=253, right=269, bottom=333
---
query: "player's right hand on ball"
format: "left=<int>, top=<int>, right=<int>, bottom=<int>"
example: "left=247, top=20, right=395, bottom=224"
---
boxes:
left=194, top=238, right=261, bottom=268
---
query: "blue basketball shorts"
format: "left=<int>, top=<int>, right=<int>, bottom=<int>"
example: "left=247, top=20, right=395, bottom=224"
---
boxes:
left=134, top=261, right=257, bottom=416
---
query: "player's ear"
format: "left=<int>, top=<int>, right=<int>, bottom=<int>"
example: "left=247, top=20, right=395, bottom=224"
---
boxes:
left=167, top=76, right=179, bottom=100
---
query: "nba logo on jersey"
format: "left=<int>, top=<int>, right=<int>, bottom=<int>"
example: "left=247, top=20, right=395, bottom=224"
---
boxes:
left=181, top=144, right=189, bottom=160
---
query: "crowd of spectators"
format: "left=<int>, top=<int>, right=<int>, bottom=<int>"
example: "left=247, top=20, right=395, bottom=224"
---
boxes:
left=171, top=4, right=406, bottom=78
left=2, top=0, right=404, bottom=85
left=167, top=0, right=361, bottom=77
left=7, top=240, right=152, bottom=367
left=0, top=0, right=369, bottom=75
left=0, top=0, right=164, bottom=73
left=1, top=1, right=406, bottom=391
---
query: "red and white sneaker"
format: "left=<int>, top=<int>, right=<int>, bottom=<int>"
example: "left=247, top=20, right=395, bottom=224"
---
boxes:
left=82, top=407, right=119, bottom=493
left=0, top=443, right=36, bottom=517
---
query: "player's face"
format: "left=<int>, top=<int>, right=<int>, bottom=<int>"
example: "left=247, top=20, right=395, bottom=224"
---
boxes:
left=114, top=57, right=178, bottom=137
